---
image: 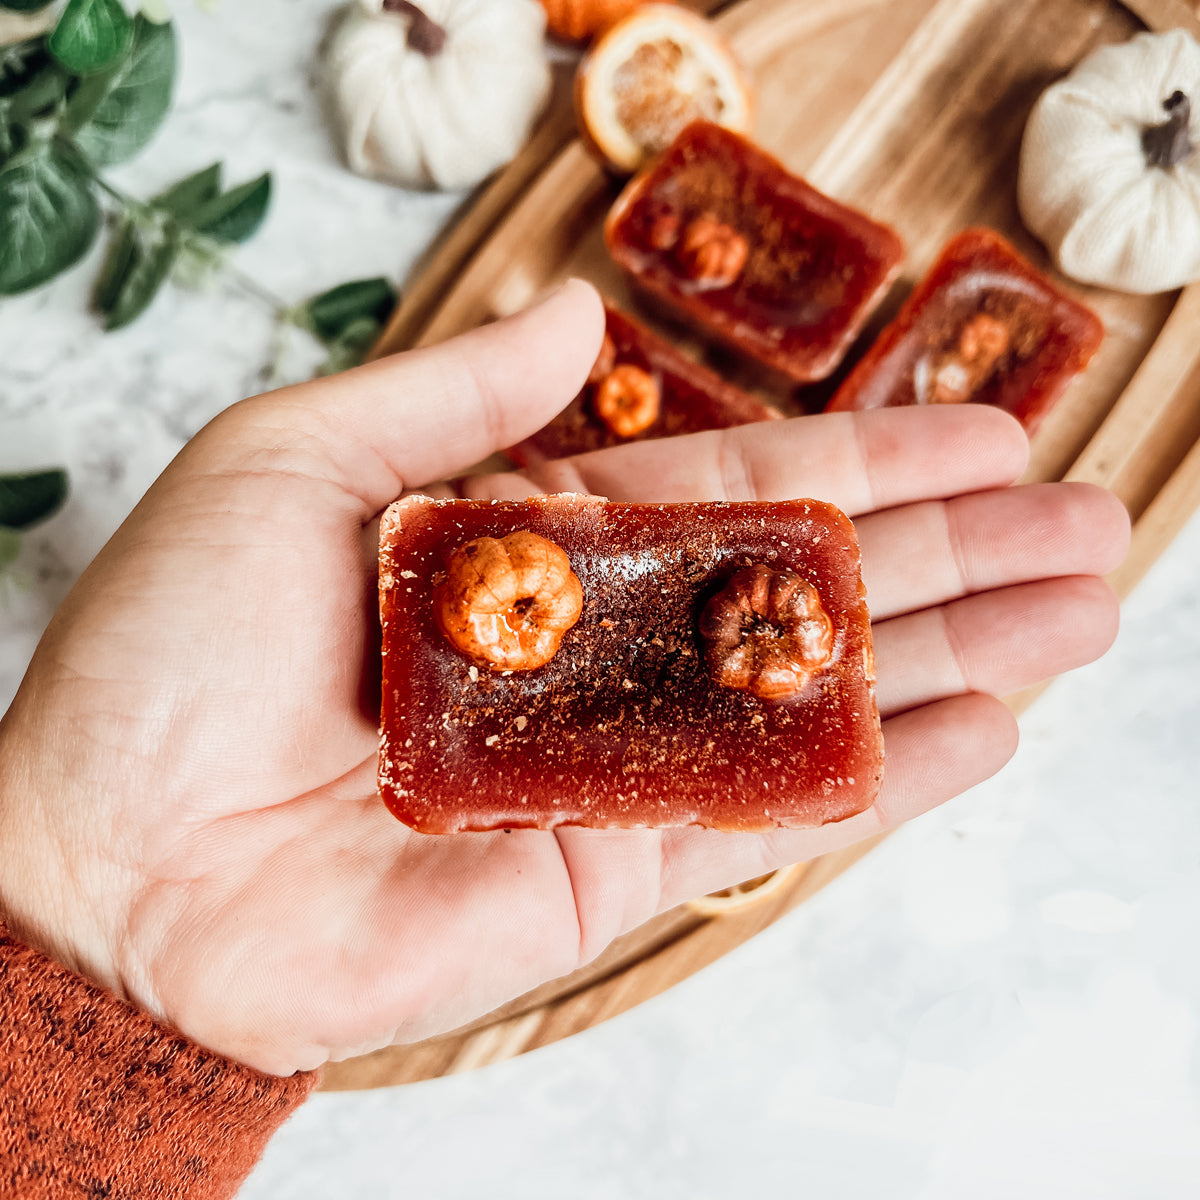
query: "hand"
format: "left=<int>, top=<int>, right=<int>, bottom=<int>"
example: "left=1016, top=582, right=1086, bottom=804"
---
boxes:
left=0, top=281, right=1128, bottom=1075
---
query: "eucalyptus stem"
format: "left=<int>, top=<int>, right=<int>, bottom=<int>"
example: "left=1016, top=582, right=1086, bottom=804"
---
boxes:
left=2, top=13, right=391, bottom=372
left=85, top=169, right=147, bottom=213
left=69, top=148, right=292, bottom=314
left=210, top=254, right=290, bottom=314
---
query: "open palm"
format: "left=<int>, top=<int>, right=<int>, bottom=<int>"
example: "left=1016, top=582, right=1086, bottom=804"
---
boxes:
left=0, top=281, right=1128, bottom=1076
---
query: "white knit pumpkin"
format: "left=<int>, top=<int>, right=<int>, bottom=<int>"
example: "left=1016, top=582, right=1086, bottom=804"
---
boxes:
left=325, top=0, right=551, bottom=192
left=1018, top=29, right=1200, bottom=294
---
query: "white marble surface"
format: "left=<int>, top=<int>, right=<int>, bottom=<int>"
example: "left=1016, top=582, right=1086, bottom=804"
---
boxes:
left=2, top=4, right=1199, bottom=1197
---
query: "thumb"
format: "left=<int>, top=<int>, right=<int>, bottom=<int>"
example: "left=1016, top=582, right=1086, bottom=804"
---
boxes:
left=199, top=278, right=605, bottom=515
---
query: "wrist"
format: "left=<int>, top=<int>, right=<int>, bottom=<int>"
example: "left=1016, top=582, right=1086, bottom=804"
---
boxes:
left=0, top=707, right=127, bottom=1002
left=1, top=919, right=318, bottom=1195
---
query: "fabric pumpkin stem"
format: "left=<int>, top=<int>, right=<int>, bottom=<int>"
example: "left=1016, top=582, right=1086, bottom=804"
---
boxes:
left=1141, top=90, right=1195, bottom=169
left=383, top=0, right=447, bottom=56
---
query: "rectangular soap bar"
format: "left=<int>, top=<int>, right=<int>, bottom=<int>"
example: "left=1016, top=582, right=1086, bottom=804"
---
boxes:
left=510, top=304, right=779, bottom=467
left=826, top=227, right=1104, bottom=432
left=378, top=493, right=883, bottom=834
left=604, top=120, right=905, bottom=383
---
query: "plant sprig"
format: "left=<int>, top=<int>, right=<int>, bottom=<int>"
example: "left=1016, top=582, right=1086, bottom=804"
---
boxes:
left=0, top=468, right=68, bottom=575
left=0, top=1, right=398, bottom=371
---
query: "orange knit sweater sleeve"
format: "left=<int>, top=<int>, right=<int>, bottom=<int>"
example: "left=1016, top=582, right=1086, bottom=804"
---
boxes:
left=0, top=917, right=318, bottom=1198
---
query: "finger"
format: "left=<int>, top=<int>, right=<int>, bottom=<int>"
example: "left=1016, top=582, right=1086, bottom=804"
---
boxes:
left=873, top=574, right=1120, bottom=717
left=649, top=692, right=1019, bottom=912
left=471, top=405, right=1030, bottom=515
left=200, top=279, right=606, bottom=516
left=459, top=472, right=549, bottom=502
left=859, top=482, right=1131, bottom=621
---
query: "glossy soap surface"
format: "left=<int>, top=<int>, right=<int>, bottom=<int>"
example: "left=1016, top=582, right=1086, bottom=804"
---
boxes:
left=605, top=121, right=905, bottom=382
left=827, top=228, right=1104, bottom=432
left=378, top=494, right=883, bottom=833
left=511, top=305, right=778, bottom=465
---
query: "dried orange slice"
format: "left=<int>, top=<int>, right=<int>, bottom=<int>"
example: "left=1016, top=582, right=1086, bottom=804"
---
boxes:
left=576, top=4, right=754, bottom=174
left=686, top=861, right=808, bottom=916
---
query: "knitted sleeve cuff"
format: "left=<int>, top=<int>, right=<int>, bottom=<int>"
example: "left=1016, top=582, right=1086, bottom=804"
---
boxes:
left=0, top=918, right=319, bottom=1199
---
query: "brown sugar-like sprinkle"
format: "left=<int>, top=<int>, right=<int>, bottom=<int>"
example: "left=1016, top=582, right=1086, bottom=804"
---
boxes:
left=378, top=493, right=883, bottom=833
left=605, top=121, right=904, bottom=382
left=510, top=304, right=778, bottom=466
left=826, top=227, right=1104, bottom=433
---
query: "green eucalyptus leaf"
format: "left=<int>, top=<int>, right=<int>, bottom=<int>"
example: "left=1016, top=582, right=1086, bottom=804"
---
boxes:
left=0, top=45, right=70, bottom=131
left=302, top=277, right=396, bottom=344
left=188, top=171, right=270, bottom=244
left=0, top=1, right=57, bottom=13
left=0, top=526, right=19, bottom=574
left=316, top=316, right=385, bottom=376
left=4, top=69, right=69, bottom=128
left=333, top=315, right=383, bottom=352
left=0, top=469, right=69, bottom=530
left=0, top=39, right=49, bottom=99
left=153, top=160, right=220, bottom=219
left=48, top=0, right=134, bottom=77
left=92, top=211, right=137, bottom=312
left=67, top=16, right=175, bottom=165
left=107, top=232, right=177, bottom=328
left=92, top=212, right=179, bottom=329
left=0, top=142, right=99, bottom=294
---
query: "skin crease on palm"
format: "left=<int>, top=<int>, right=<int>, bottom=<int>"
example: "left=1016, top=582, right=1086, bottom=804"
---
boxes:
left=0, top=280, right=1129, bottom=1077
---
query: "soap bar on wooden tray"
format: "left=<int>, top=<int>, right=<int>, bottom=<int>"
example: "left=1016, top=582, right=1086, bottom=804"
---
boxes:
left=826, top=227, right=1104, bottom=432
left=604, top=120, right=905, bottom=383
left=511, top=304, right=779, bottom=466
left=378, top=493, right=883, bottom=834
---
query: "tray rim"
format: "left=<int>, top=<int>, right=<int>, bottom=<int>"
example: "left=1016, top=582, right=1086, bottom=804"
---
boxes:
left=324, top=0, right=1200, bottom=1091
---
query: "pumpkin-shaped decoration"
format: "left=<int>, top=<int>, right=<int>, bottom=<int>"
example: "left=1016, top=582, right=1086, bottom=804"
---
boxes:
left=540, top=0, right=647, bottom=43
left=1018, top=29, right=1200, bottom=294
left=325, top=0, right=551, bottom=192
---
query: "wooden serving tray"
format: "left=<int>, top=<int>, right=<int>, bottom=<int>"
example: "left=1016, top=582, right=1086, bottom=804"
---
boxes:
left=320, top=0, right=1200, bottom=1091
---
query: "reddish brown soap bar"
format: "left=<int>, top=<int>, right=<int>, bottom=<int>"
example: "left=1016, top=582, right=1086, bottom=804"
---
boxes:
left=511, top=304, right=779, bottom=466
left=378, top=493, right=883, bottom=833
left=826, top=228, right=1104, bottom=433
left=604, top=120, right=905, bottom=383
